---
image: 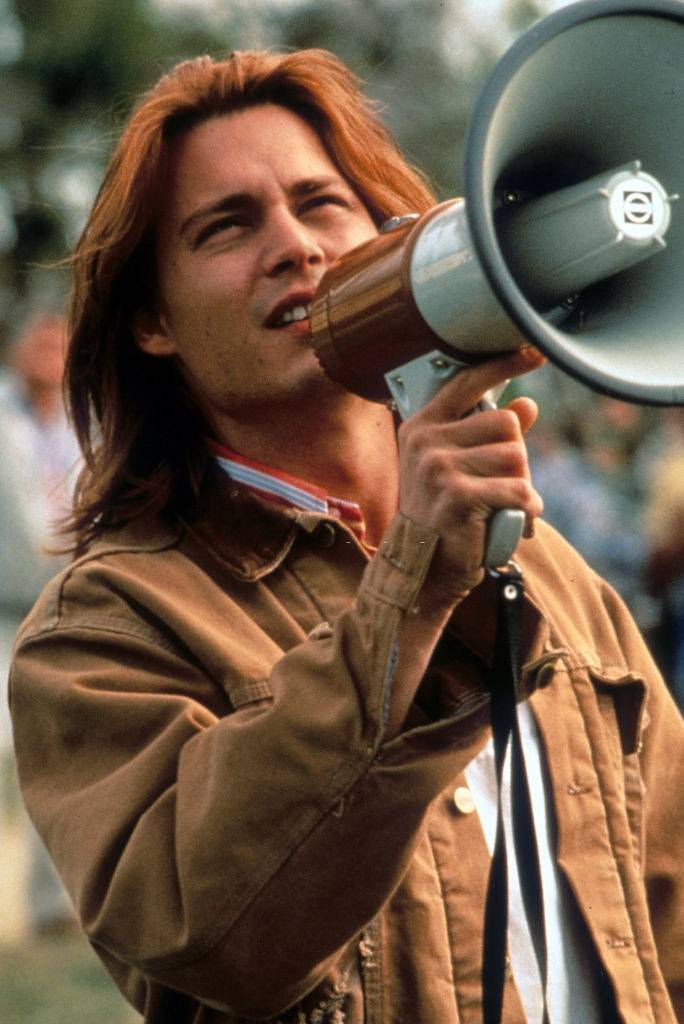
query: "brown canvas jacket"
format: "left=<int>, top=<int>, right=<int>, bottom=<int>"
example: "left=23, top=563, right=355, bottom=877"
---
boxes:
left=8, top=474, right=684, bottom=1023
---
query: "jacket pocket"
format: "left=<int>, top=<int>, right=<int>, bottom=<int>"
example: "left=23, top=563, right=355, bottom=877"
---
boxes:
left=588, top=669, right=646, bottom=757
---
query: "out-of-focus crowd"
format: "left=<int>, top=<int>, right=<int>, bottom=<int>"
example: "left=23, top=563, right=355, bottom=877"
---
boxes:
left=0, top=309, right=80, bottom=943
left=526, top=365, right=684, bottom=711
left=0, top=324, right=682, bottom=946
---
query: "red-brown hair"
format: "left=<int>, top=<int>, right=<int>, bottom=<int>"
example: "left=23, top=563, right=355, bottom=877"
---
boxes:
left=65, top=49, right=436, bottom=551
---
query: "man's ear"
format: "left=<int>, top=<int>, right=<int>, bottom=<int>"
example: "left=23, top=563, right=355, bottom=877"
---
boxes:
left=132, top=307, right=176, bottom=357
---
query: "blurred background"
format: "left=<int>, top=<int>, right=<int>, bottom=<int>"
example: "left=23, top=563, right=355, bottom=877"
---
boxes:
left=1, top=0, right=682, bottom=1021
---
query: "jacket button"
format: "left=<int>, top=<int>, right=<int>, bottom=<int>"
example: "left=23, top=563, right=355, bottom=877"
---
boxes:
left=453, top=786, right=476, bottom=815
left=312, top=521, right=337, bottom=548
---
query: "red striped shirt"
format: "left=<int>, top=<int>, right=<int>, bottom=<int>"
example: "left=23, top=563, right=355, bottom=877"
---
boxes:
left=208, top=440, right=369, bottom=543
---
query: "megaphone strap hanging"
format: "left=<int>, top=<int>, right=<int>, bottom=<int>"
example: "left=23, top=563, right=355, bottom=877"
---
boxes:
left=482, top=563, right=549, bottom=1024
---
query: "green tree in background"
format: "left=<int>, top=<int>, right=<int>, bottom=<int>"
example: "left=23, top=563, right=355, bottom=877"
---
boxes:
left=0, top=0, right=550, bottom=350
left=268, top=0, right=547, bottom=195
left=2, top=0, right=234, bottom=325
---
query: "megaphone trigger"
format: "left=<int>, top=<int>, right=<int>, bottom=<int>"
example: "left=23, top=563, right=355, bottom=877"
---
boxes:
left=472, top=382, right=528, bottom=569
left=384, top=350, right=464, bottom=421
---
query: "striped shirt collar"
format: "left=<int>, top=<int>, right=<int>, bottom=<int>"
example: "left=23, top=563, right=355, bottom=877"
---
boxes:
left=208, top=440, right=367, bottom=539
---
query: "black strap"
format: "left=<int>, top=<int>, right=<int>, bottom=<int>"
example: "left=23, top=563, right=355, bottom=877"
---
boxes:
left=482, top=564, right=549, bottom=1024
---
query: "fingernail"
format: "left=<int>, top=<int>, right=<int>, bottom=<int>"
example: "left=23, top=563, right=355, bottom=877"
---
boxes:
left=519, top=346, right=546, bottom=365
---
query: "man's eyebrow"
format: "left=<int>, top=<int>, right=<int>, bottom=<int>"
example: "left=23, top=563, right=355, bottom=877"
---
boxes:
left=180, top=193, right=252, bottom=241
left=291, top=175, right=350, bottom=198
left=179, top=175, right=352, bottom=240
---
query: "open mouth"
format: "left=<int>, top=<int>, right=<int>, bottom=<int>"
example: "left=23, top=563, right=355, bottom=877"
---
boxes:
left=275, top=304, right=310, bottom=328
left=265, top=293, right=315, bottom=330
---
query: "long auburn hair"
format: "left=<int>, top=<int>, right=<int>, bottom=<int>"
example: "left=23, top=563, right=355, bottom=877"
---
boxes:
left=65, top=49, right=436, bottom=552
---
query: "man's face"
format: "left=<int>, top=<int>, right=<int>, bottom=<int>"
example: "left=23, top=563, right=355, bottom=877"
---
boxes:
left=137, top=103, right=378, bottom=432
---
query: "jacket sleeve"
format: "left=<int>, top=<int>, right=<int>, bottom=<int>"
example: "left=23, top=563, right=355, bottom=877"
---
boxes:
left=9, top=514, right=492, bottom=1018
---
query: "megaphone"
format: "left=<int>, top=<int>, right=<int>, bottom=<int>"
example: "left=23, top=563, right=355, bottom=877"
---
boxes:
left=310, top=0, right=684, bottom=565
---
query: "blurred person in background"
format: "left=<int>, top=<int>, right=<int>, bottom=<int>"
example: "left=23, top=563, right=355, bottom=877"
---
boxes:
left=6, top=50, right=683, bottom=1024
left=643, top=407, right=684, bottom=711
left=527, top=382, right=656, bottom=627
left=0, top=308, right=79, bottom=939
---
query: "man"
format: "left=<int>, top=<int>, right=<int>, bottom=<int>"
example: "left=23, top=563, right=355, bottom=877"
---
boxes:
left=8, top=50, right=683, bottom=1023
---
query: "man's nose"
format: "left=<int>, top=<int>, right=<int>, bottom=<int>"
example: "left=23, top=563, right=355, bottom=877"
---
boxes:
left=262, top=209, right=325, bottom=277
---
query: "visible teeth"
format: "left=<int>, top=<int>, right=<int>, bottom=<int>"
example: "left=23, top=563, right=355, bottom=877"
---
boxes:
left=279, top=304, right=309, bottom=325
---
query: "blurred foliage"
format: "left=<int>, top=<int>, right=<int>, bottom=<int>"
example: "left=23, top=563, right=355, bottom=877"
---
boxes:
left=0, top=931, right=140, bottom=1023
left=0, top=0, right=553, bottom=351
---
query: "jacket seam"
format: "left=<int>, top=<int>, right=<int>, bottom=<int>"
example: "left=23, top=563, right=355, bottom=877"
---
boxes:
left=62, top=535, right=183, bottom=576
left=24, top=534, right=184, bottom=636
left=14, top=618, right=189, bottom=658
left=361, top=917, right=383, bottom=1024
left=551, top=655, right=645, bottom=684
left=183, top=516, right=300, bottom=583
left=426, top=827, right=462, bottom=1023
left=279, top=560, right=331, bottom=622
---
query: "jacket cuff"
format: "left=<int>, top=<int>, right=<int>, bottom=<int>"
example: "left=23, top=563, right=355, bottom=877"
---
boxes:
left=360, top=513, right=440, bottom=612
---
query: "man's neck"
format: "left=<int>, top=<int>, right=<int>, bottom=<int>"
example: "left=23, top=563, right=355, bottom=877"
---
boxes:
left=212, top=394, right=400, bottom=548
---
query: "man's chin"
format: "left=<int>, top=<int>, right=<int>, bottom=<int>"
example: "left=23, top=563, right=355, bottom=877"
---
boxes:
left=285, top=362, right=347, bottom=404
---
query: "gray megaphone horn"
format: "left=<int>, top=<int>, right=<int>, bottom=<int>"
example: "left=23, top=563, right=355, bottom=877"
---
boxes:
left=310, top=0, right=684, bottom=567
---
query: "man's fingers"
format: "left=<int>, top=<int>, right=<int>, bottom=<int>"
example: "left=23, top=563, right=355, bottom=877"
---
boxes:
left=397, top=346, right=546, bottom=596
left=457, top=441, right=531, bottom=479
left=505, top=395, right=539, bottom=435
left=415, top=402, right=535, bottom=449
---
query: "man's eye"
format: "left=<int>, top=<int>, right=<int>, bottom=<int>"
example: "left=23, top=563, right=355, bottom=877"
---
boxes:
left=303, top=194, right=349, bottom=214
left=195, top=216, right=246, bottom=246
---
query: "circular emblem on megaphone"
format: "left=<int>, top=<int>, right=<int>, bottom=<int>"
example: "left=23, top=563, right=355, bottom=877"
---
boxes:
left=608, top=171, right=670, bottom=240
left=623, top=190, right=654, bottom=224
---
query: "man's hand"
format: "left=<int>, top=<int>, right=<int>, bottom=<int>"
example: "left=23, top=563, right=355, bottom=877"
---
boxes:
left=397, top=346, right=546, bottom=624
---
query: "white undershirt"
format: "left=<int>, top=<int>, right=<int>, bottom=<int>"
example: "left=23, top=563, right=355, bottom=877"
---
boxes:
left=464, top=701, right=604, bottom=1023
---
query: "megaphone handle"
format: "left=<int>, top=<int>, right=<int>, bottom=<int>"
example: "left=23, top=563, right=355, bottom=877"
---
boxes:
left=476, top=393, right=526, bottom=569
left=483, top=508, right=526, bottom=569
left=384, top=351, right=526, bottom=568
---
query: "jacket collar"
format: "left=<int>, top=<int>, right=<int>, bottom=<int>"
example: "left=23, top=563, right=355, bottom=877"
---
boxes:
left=180, top=468, right=335, bottom=582
left=83, top=469, right=362, bottom=583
